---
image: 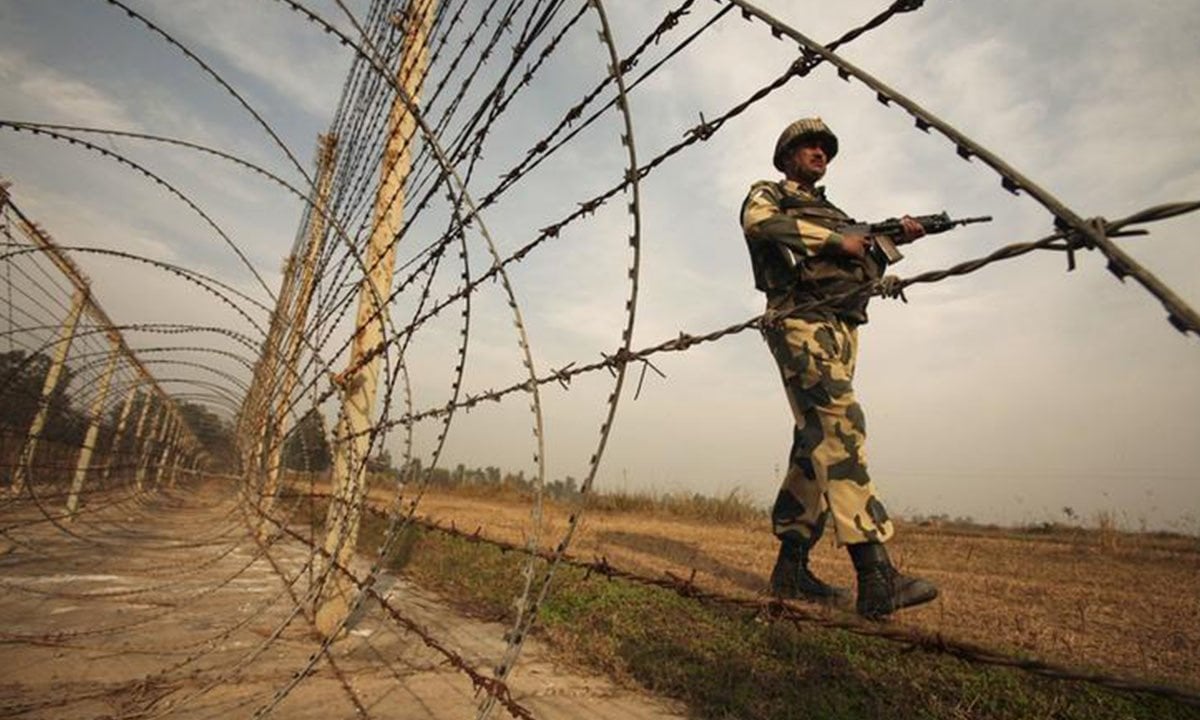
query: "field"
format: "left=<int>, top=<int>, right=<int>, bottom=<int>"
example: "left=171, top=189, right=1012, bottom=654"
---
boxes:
left=6, top=476, right=1195, bottom=719
left=296, top=483, right=1200, bottom=718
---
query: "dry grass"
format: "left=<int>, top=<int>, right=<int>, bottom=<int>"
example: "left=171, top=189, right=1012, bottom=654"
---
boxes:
left=285, top=478, right=1199, bottom=694
left=584, top=486, right=766, bottom=525
left=1094, top=509, right=1120, bottom=554
left=389, top=504, right=1198, bottom=720
left=402, top=487, right=1200, bottom=694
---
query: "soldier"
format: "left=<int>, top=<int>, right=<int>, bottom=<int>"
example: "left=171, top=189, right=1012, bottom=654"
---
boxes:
left=740, top=117, right=938, bottom=619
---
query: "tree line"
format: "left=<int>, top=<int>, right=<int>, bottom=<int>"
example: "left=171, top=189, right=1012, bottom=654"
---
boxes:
left=0, top=349, right=239, bottom=479
left=280, top=409, right=581, bottom=500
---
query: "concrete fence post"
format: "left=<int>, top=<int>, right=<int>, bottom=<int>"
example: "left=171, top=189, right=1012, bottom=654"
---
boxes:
left=101, top=384, right=138, bottom=484
left=135, top=402, right=166, bottom=493
left=65, top=343, right=119, bottom=518
left=315, top=0, right=436, bottom=638
left=261, top=133, right=338, bottom=522
left=11, top=288, right=86, bottom=495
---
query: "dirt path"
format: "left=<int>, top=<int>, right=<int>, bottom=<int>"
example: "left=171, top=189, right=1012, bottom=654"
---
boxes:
left=0, top=485, right=686, bottom=719
left=401, top=489, right=1200, bottom=692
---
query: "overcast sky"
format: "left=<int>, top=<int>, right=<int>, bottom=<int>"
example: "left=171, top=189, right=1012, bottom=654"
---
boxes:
left=1, top=0, right=1197, bottom=532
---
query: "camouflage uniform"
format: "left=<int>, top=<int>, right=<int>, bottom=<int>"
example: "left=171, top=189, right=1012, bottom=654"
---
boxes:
left=741, top=178, right=895, bottom=549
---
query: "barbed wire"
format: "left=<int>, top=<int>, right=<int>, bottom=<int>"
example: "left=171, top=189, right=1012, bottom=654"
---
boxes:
left=721, top=0, right=1199, bottom=336
left=249, top=498, right=540, bottom=720
left=0, top=123, right=276, bottom=304
left=357, top=199, right=1200, bottom=433
left=2, top=1, right=1198, bottom=718
left=240, top=4, right=581, bottom=716
left=396, top=505, right=1200, bottom=707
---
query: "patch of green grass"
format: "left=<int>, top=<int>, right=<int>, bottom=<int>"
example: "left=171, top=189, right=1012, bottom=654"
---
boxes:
left=285, top=495, right=1198, bottom=719
left=399, top=528, right=1200, bottom=720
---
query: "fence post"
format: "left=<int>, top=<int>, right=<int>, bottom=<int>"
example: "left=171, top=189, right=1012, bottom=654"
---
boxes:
left=168, top=441, right=186, bottom=488
left=124, top=391, right=153, bottom=488
left=11, top=288, right=86, bottom=495
left=261, top=133, right=338, bottom=523
left=135, top=401, right=165, bottom=493
left=315, top=0, right=436, bottom=638
left=65, top=343, right=119, bottom=518
left=153, top=418, right=177, bottom=488
left=101, top=384, right=138, bottom=484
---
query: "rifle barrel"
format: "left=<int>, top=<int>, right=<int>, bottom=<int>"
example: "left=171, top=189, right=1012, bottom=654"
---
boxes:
left=958, top=215, right=993, bottom=225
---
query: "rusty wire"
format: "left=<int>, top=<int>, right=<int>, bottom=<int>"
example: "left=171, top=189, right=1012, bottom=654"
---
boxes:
left=2, top=0, right=1198, bottom=718
left=239, top=3, right=571, bottom=715
left=721, top=0, right=1199, bottom=335
left=241, top=3, right=983, bottom=717
left=360, top=199, right=1200, bottom=433
left=250, top=499, right=540, bottom=720
left=397, top=506, right=1200, bottom=708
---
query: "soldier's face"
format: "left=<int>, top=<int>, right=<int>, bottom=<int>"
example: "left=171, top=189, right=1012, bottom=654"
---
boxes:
left=787, top=140, right=828, bottom=185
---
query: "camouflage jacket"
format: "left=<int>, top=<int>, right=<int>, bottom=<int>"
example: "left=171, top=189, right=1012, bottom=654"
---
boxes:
left=740, top=179, right=889, bottom=325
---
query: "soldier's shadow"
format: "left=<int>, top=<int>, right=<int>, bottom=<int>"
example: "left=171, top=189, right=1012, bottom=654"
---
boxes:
left=593, top=530, right=766, bottom=594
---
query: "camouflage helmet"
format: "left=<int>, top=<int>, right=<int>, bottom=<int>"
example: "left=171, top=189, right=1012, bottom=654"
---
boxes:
left=772, top=117, right=839, bottom=172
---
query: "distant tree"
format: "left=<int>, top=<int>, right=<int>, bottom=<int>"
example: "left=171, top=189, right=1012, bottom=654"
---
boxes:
left=178, top=401, right=238, bottom=471
left=0, top=350, right=87, bottom=445
left=282, top=409, right=331, bottom=471
left=544, top=476, right=580, bottom=500
left=401, top=455, right=423, bottom=482
left=366, top=448, right=401, bottom=483
left=427, top=466, right=450, bottom=486
left=502, top=470, right=530, bottom=492
left=0, top=350, right=47, bottom=431
left=367, top=448, right=393, bottom=474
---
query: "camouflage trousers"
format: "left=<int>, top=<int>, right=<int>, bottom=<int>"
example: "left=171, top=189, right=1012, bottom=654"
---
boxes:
left=764, top=314, right=894, bottom=548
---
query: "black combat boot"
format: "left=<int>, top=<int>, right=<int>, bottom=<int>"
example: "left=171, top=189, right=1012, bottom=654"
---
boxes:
left=848, top=542, right=938, bottom=620
left=769, top=536, right=851, bottom=604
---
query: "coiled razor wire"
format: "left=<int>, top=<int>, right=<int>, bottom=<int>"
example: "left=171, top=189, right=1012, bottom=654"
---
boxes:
left=1, top=0, right=1198, bottom=718
left=238, top=2, right=642, bottom=716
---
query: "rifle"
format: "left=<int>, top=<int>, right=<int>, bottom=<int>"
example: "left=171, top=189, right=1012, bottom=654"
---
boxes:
left=839, top=212, right=992, bottom=262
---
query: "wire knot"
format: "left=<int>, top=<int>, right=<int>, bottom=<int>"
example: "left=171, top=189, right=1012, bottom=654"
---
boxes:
left=1055, top=215, right=1109, bottom=271
left=791, top=50, right=822, bottom=78
left=688, top=112, right=715, bottom=141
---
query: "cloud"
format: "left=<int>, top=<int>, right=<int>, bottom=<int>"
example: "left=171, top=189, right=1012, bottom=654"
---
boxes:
left=143, top=0, right=356, bottom=120
left=0, top=48, right=139, bottom=129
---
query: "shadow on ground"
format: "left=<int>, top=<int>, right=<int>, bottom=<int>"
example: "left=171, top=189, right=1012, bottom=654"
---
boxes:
left=594, top=530, right=767, bottom=594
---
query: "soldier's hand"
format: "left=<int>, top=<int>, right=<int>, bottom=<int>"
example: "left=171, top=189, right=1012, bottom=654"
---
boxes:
left=840, top=233, right=868, bottom=258
left=899, top=215, right=926, bottom=244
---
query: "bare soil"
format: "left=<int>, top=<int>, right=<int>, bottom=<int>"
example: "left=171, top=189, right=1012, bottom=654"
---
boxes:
left=0, top=485, right=687, bottom=719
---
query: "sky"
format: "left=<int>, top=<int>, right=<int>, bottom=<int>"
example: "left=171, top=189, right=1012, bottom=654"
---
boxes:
left=1, top=0, right=1198, bottom=532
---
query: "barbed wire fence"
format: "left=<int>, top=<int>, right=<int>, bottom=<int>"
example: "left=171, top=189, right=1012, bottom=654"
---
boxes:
left=1, top=0, right=1197, bottom=718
